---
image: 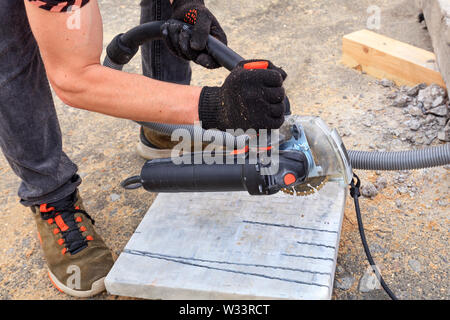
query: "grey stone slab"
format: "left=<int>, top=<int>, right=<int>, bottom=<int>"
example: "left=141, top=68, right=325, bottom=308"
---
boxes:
left=417, top=0, right=450, bottom=92
left=105, top=181, right=347, bottom=300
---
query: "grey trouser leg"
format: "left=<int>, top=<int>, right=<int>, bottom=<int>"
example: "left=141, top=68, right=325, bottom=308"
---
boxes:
left=140, top=0, right=192, bottom=84
left=0, top=0, right=80, bottom=206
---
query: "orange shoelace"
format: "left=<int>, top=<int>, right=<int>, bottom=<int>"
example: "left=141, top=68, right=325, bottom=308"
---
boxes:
left=39, top=203, right=95, bottom=255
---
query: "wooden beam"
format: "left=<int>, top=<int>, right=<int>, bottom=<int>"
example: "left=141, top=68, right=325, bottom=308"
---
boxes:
left=342, top=29, right=447, bottom=88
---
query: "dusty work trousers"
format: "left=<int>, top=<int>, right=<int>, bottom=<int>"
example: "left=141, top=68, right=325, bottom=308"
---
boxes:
left=0, top=0, right=191, bottom=206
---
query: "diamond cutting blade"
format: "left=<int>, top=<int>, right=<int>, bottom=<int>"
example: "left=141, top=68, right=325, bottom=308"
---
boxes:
left=282, top=176, right=329, bottom=196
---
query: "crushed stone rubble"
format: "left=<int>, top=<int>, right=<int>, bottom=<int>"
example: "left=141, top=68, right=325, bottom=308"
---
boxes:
left=378, top=80, right=449, bottom=144
left=359, top=78, right=449, bottom=200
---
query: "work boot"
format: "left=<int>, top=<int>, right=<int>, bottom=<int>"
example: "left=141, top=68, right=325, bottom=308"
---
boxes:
left=137, top=126, right=181, bottom=160
left=137, top=126, right=212, bottom=160
left=31, top=190, right=114, bottom=297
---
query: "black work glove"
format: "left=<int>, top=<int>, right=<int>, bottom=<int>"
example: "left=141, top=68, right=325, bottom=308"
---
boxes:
left=162, top=0, right=227, bottom=69
left=199, top=60, right=288, bottom=131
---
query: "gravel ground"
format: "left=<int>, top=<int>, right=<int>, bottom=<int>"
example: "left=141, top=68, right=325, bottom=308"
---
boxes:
left=0, top=0, right=448, bottom=300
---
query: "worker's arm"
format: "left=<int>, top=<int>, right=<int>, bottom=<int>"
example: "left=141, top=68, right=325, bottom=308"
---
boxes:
left=24, top=0, right=201, bottom=125
left=25, top=0, right=287, bottom=131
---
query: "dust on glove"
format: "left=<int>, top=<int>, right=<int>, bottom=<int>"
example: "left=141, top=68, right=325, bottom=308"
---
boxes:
left=199, top=60, right=288, bottom=131
left=162, top=0, right=227, bottom=69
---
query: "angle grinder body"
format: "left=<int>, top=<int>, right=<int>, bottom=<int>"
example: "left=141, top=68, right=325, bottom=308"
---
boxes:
left=123, top=115, right=352, bottom=197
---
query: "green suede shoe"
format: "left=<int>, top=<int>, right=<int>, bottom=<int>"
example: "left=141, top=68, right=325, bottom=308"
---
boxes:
left=32, top=191, right=114, bottom=297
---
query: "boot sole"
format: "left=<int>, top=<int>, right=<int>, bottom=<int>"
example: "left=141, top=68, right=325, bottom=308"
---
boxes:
left=48, top=270, right=106, bottom=298
left=136, top=141, right=173, bottom=160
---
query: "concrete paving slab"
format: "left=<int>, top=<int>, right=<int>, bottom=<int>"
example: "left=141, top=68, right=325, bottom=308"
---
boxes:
left=105, top=181, right=347, bottom=300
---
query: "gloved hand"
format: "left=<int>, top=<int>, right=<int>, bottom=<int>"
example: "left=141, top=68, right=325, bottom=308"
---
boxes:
left=162, top=0, right=227, bottom=69
left=198, top=60, right=288, bottom=131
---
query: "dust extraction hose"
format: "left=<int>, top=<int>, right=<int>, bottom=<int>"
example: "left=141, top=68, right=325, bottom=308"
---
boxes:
left=348, top=143, right=450, bottom=171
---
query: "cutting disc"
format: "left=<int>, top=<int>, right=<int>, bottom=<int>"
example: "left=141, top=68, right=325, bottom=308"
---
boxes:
left=281, top=176, right=329, bottom=196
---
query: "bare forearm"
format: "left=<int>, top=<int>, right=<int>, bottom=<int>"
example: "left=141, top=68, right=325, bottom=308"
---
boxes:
left=55, top=64, right=201, bottom=124
left=25, top=0, right=200, bottom=125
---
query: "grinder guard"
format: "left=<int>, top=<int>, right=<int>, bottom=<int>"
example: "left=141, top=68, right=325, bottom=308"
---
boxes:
left=280, top=115, right=353, bottom=186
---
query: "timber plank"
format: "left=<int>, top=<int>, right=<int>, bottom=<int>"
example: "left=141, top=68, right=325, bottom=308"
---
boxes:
left=342, top=29, right=446, bottom=88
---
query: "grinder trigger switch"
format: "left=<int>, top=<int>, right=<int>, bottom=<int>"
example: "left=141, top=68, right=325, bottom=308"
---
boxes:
left=243, top=61, right=269, bottom=70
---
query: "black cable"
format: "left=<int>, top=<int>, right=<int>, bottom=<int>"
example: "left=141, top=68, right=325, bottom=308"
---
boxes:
left=350, top=173, right=398, bottom=300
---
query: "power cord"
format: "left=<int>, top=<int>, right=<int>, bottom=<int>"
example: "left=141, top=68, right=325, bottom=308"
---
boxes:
left=350, top=173, right=398, bottom=300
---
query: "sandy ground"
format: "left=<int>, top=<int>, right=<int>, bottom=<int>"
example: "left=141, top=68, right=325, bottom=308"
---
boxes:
left=0, top=0, right=448, bottom=300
